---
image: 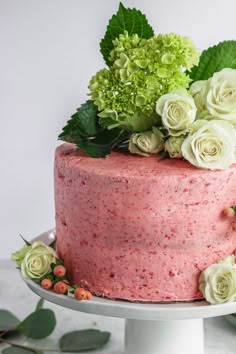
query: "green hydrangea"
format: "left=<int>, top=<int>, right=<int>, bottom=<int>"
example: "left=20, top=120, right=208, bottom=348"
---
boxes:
left=109, top=31, right=147, bottom=63
left=89, top=32, right=199, bottom=132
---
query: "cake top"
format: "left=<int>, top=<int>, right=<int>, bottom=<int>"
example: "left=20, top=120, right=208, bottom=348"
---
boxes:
left=58, top=3, right=236, bottom=171
left=56, top=143, right=235, bottom=179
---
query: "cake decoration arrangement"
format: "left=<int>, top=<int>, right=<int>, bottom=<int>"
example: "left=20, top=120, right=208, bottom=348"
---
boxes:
left=12, top=238, right=92, bottom=301
left=59, top=2, right=236, bottom=170
left=55, top=3, right=236, bottom=304
left=13, top=3, right=236, bottom=306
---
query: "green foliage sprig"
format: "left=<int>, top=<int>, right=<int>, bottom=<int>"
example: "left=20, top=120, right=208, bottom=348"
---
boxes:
left=0, top=300, right=110, bottom=354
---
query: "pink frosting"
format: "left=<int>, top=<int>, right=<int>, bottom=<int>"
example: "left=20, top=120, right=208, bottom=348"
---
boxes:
left=54, top=143, right=236, bottom=301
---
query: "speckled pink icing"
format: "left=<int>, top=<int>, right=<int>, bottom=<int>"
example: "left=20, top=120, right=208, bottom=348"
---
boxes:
left=54, top=143, right=236, bottom=302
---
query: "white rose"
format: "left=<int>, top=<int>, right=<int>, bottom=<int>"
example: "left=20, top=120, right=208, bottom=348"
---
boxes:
left=189, top=80, right=212, bottom=119
left=156, top=89, right=197, bottom=136
left=165, top=135, right=185, bottom=158
left=206, top=68, right=236, bottom=126
left=199, top=255, right=236, bottom=304
left=21, top=241, right=57, bottom=279
left=181, top=119, right=236, bottom=170
left=129, top=127, right=164, bottom=156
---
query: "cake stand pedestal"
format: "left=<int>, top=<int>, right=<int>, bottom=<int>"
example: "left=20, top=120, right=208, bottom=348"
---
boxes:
left=25, top=230, right=236, bottom=354
left=125, top=318, right=203, bottom=354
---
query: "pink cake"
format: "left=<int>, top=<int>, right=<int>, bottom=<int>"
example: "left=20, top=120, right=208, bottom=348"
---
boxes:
left=54, top=143, right=236, bottom=302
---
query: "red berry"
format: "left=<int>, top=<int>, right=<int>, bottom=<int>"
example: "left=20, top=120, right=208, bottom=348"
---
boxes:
left=53, top=265, right=66, bottom=278
left=74, top=287, right=87, bottom=300
left=41, top=279, right=53, bottom=290
left=85, top=291, right=92, bottom=300
left=223, top=208, right=235, bottom=219
left=53, top=281, right=68, bottom=294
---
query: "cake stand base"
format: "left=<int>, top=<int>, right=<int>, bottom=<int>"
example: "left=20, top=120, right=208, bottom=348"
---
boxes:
left=125, top=318, right=204, bottom=354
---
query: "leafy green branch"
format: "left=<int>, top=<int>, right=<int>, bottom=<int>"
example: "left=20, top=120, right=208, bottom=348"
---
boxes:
left=0, top=299, right=110, bottom=354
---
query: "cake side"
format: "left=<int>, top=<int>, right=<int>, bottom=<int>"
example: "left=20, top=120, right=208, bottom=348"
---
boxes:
left=55, top=143, right=236, bottom=302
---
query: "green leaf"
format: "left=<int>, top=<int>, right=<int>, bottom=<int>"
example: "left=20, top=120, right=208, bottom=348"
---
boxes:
left=2, top=347, right=41, bottom=354
left=0, top=310, right=21, bottom=331
left=19, top=234, right=31, bottom=246
left=59, top=100, right=129, bottom=158
left=50, top=263, right=56, bottom=271
left=224, top=313, right=236, bottom=328
left=56, top=259, right=64, bottom=266
left=77, top=140, right=112, bottom=158
left=35, top=299, right=44, bottom=311
left=59, top=100, right=103, bottom=143
left=59, top=329, right=111, bottom=352
left=188, top=40, right=236, bottom=81
left=100, top=2, right=154, bottom=66
left=77, top=129, right=129, bottom=158
left=76, top=101, right=102, bottom=137
left=48, top=239, right=56, bottom=249
left=18, top=309, right=56, bottom=339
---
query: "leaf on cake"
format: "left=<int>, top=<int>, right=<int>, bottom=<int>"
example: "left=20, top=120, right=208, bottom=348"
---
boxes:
left=59, top=100, right=103, bottom=143
left=100, top=2, right=154, bottom=66
left=77, top=128, right=129, bottom=158
left=59, top=100, right=129, bottom=158
left=19, top=234, right=31, bottom=246
left=188, top=40, right=236, bottom=81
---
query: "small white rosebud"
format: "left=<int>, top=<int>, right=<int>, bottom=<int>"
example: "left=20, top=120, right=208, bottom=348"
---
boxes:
left=165, top=135, right=185, bottom=159
left=129, top=127, right=164, bottom=156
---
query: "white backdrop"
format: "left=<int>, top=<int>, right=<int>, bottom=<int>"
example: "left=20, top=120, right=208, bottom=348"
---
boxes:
left=0, top=0, right=235, bottom=259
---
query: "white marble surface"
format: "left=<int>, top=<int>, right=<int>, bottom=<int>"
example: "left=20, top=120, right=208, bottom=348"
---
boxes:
left=1, top=260, right=236, bottom=354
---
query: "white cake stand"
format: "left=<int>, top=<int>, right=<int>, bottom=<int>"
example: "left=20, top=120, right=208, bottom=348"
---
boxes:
left=25, top=230, right=236, bottom=354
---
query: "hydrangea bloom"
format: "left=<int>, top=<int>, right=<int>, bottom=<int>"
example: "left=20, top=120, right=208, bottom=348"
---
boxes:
left=89, top=31, right=199, bottom=131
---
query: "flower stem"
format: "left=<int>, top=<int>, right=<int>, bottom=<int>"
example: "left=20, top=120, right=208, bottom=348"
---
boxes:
left=0, top=330, right=10, bottom=337
left=0, top=337, right=59, bottom=353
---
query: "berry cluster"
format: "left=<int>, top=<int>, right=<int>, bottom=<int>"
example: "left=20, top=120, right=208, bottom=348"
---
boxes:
left=223, top=206, right=236, bottom=231
left=40, top=261, right=92, bottom=301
